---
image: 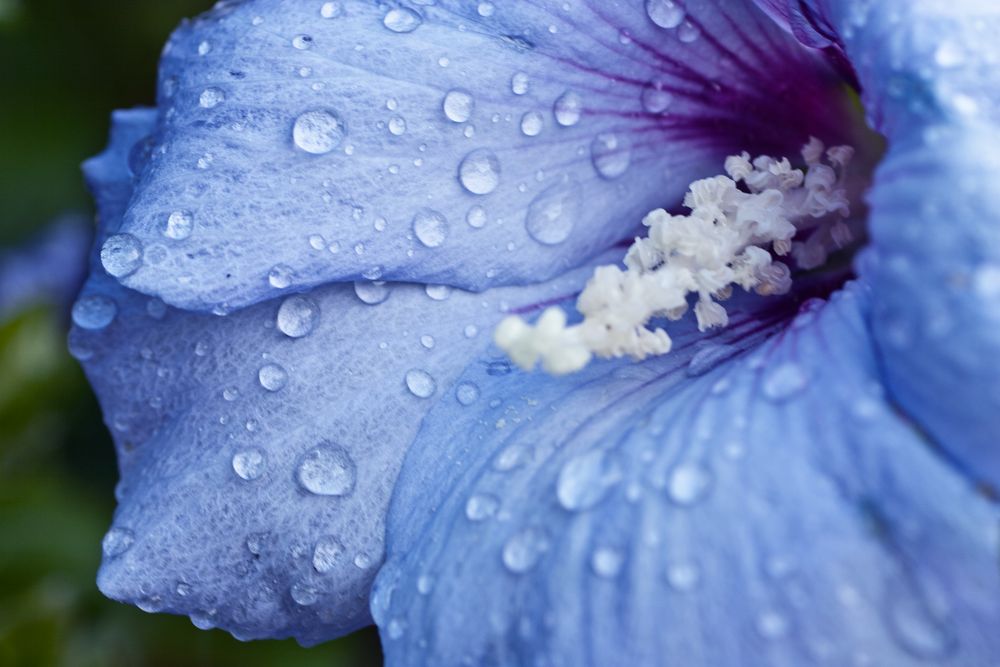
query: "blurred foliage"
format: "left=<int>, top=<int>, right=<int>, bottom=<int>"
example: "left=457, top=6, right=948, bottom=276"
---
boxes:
left=0, top=2, right=382, bottom=665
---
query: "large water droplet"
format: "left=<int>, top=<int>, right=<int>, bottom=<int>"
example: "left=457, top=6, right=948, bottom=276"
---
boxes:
left=553, top=91, right=583, bottom=127
left=72, top=295, right=117, bottom=330
left=405, top=369, right=437, bottom=398
left=590, top=133, right=631, bottom=179
left=443, top=89, right=474, bottom=123
left=762, top=362, right=809, bottom=402
left=101, top=233, right=143, bottom=277
left=556, top=449, right=621, bottom=511
left=412, top=208, right=449, bottom=247
left=458, top=148, right=501, bottom=195
left=526, top=180, right=580, bottom=245
left=312, top=535, right=345, bottom=573
left=354, top=281, right=390, bottom=305
left=645, top=0, right=685, bottom=28
left=502, top=527, right=550, bottom=573
left=276, top=295, right=319, bottom=338
left=163, top=210, right=193, bottom=240
left=520, top=111, right=544, bottom=136
left=296, top=443, right=356, bottom=496
left=102, top=527, right=134, bottom=558
left=383, top=7, right=421, bottom=32
left=258, top=363, right=288, bottom=392
left=667, top=463, right=713, bottom=506
left=465, top=493, right=500, bottom=521
left=292, top=109, right=346, bottom=154
left=232, top=448, right=266, bottom=480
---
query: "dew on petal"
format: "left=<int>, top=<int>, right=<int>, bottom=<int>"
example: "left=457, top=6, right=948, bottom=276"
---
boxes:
left=199, top=87, right=225, bottom=108
left=296, top=443, right=356, bottom=496
left=424, top=284, right=452, bottom=301
left=443, top=89, right=474, bottom=123
left=267, top=264, right=295, bottom=289
left=667, top=462, right=713, bottom=506
left=526, top=180, right=580, bottom=245
left=641, top=79, right=673, bottom=114
left=292, top=109, right=346, bottom=155
left=666, top=561, right=702, bottom=591
left=276, top=295, right=319, bottom=338
left=412, top=208, right=449, bottom=248
left=645, top=0, right=685, bottom=29
left=72, top=295, right=117, bottom=330
left=320, top=2, right=342, bottom=18
left=511, top=72, right=529, bottom=95
left=291, top=34, right=313, bottom=50
left=502, top=527, right=550, bottom=573
left=466, top=205, right=487, bottom=229
left=290, top=579, right=319, bottom=606
left=232, top=448, right=266, bottom=480
left=520, top=111, right=544, bottom=137
left=465, top=493, right=500, bottom=521
left=312, top=535, right=346, bottom=573
left=553, top=91, right=583, bottom=127
left=101, top=233, right=143, bottom=277
left=387, top=116, right=407, bottom=136
left=383, top=7, right=421, bottom=33
left=556, top=449, right=621, bottom=511
left=163, top=210, right=193, bottom=240
left=354, top=280, right=391, bottom=305
left=590, top=133, right=631, bottom=179
left=258, top=363, right=288, bottom=392
left=102, top=527, right=134, bottom=558
left=456, top=381, right=480, bottom=405
left=405, top=369, right=437, bottom=398
left=458, top=148, right=501, bottom=195
left=756, top=610, right=790, bottom=640
left=591, top=547, right=625, bottom=578
left=762, top=362, right=809, bottom=402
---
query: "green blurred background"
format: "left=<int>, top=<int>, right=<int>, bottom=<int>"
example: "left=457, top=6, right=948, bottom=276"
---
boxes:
left=0, top=1, right=381, bottom=664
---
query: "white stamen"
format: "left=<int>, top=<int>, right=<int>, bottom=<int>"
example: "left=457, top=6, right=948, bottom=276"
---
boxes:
left=496, top=138, right=854, bottom=375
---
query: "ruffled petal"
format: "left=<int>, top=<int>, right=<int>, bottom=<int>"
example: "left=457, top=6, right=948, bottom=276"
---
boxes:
left=375, top=279, right=1000, bottom=666
left=111, top=0, right=857, bottom=311
left=770, top=1, right=1000, bottom=487
left=73, top=107, right=607, bottom=644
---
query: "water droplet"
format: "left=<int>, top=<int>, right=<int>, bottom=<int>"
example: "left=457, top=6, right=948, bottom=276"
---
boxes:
left=424, top=284, right=452, bottom=301
left=292, top=34, right=313, bottom=50
left=667, top=463, right=712, bottom=506
left=502, top=527, right=550, bottom=573
left=686, top=343, right=737, bottom=377
left=641, top=79, right=673, bottom=113
left=320, top=1, right=342, bottom=18
left=466, top=205, right=487, bottom=228
left=276, top=295, right=320, bottom=338
left=591, top=547, right=624, bottom=578
left=72, top=295, right=117, bottom=330
left=456, top=381, right=480, bottom=405
left=677, top=19, right=700, bottom=42
left=666, top=561, right=701, bottom=591
left=198, top=40, right=211, bottom=56
left=458, top=148, right=501, bottom=195
left=199, top=87, right=225, bottom=108
left=553, top=91, right=583, bottom=127
left=557, top=449, right=621, bottom=511
left=526, top=180, right=580, bottom=245
left=756, top=610, right=790, bottom=640
left=176, top=581, right=192, bottom=596
left=590, top=132, right=631, bottom=179
left=888, top=585, right=957, bottom=659
left=268, top=264, right=295, bottom=289
left=232, top=448, right=266, bottom=480
left=465, top=493, right=499, bottom=521
left=101, top=233, right=143, bottom=277
left=353, top=552, right=373, bottom=569
left=412, top=209, right=449, bottom=247
left=520, top=111, right=544, bottom=136
left=443, top=89, right=474, bottom=123
left=223, top=387, right=240, bottom=401
left=645, top=0, right=685, bottom=29
left=477, top=1, right=495, bottom=17
left=146, top=298, right=167, bottom=319
left=493, top=442, right=530, bottom=471
left=511, top=72, right=529, bottom=95
left=292, top=109, right=346, bottom=154
left=163, top=210, right=193, bottom=240
left=934, top=41, right=964, bottom=68
left=388, top=116, right=407, bottom=136
left=102, top=527, right=134, bottom=558
left=354, top=281, right=390, bottom=305
left=290, top=579, right=320, bottom=605
left=762, top=362, right=809, bottom=402
left=312, top=535, right=345, bottom=573
left=258, top=363, right=288, bottom=392
left=405, top=369, right=437, bottom=398
left=417, top=574, right=435, bottom=594
left=386, top=618, right=406, bottom=640
left=296, top=443, right=356, bottom=496
left=383, top=7, right=421, bottom=32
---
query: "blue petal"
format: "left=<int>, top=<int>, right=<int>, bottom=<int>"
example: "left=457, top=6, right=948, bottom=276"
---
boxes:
left=74, top=107, right=612, bottom=644
left=111, top=0, right=857, bottom=311
left=375, top=279, right=1000, bottom=666
left=774, top=3, right=1000, bottom=488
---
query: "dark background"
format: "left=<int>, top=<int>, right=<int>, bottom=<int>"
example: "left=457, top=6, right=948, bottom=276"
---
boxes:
left=0, top=2, right=381, bottom=664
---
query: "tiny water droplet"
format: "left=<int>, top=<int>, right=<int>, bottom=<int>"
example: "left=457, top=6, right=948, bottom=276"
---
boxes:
left=413, top=209, right=449, bottom=247
left=258, top=363, right=288, bottom=392
left=102, top=527, right=135, bottom=558
left=354, top=281, right=391, bottom=305
left=556, top=449, right=621, bottom=511
left=320, top=2, right=342, bottom=18
left=383, top=7, right=421, bottom=32
left=667, top=463, right=713, bottom=506
left=553, top=91, right=583, bottom=127
left=641, top=79, right=673, bottom=113
left=312, top=535, right=345, bottom=573
left=101, top=233, right=143, bottom=277
left=520, top=111, right=544, bottom=136
left=511, top=72, right=529, bottom=95
left=424, top=284, right=452, bottom=301
left=72, top=295, right=117, bottom=330
left=417, top=574, right=435, bottom=594
left=443, top=89, right=474, bottom=123
left=646, top=0, right=685, bottom=29
left=456, top=381, right=480, bottom=405
left=388, top=116, right=407, bottom=136
left=590, top=132, right=631, bottom=179
left=291, top=34, right=313, bottom=50
left=405, top=369, right=437, bottom=398
left=268, top=264, right=295, bottom=289
left=465, top=493, right=500, bottom=521
left=296, top=443, right=356, bottom=496
left=290, top=579, right=320, bottom=605
left=199, top=87, right=225, bottom=108
left=502, top=527, right=550, bottom=573
left=466, top=205, right=487, bottom=228
left=667, top=561, right=701, bottom=591
left=292, top=109, right=346, bottom=154
left=762, top=362, right=809, bottom=402
left=591, top=547, right=624, bottom=578
left=163, top=211, right=193, bottom=240
left=526, top=180, right=580, bottom=245
left=756, top=610, right=790, bottom=640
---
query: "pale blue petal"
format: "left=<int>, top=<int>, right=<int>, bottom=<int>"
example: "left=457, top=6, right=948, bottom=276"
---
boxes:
left=375, top=279, right=1000, bottom=666
left=73, top=107, right=608, bottom=644
left=111, top=0, right=858, bottom=311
